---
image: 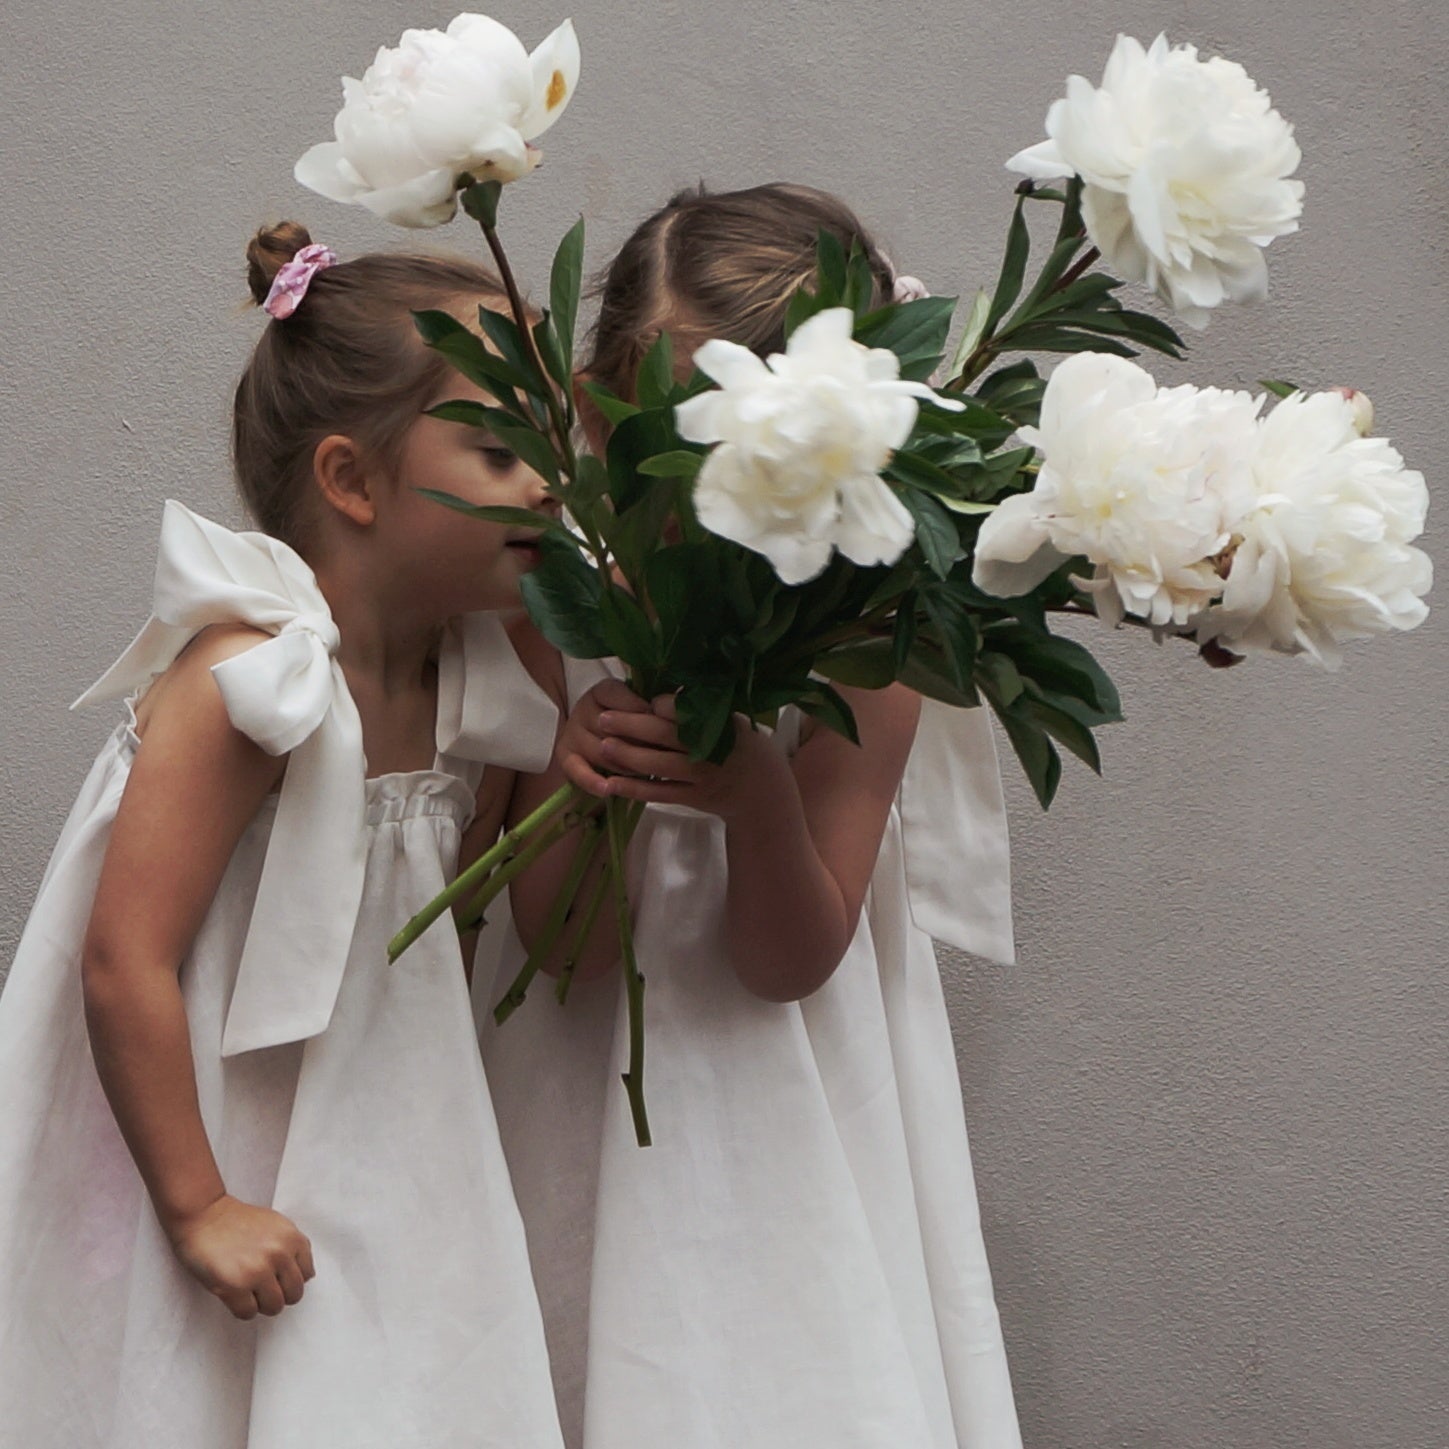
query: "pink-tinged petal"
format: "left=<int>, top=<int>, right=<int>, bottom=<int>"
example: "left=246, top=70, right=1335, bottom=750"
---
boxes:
left=518, top=20, right=581, bottom=141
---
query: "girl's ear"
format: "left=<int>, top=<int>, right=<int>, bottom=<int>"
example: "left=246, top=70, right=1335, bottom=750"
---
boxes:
left=312, top=434, right=377, bottom=526
left=572, top=374, right=611, bottom=455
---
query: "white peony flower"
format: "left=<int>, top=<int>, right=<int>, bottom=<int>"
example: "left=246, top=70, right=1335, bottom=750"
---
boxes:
left=674, top=308, right=962, bottom=585
left=1196, top=391, right=1432, bottom=667
left=295, top=15, right=579, bottom=228
left=972, top=352, right=1262, bottom=627
left=1009, top=34, right=1304, bottom=328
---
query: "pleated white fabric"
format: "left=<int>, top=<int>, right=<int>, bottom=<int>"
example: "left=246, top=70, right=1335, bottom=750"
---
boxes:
left=0, top=504, right=565, bottom=1448
left=475, top=657, right=1021, bottom=1449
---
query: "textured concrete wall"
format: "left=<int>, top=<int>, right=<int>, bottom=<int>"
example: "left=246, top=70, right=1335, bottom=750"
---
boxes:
left=2, top=1, right=1444, bottom=1445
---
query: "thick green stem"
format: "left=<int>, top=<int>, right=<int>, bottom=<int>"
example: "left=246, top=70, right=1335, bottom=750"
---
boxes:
left=608, top=796, right=651, bottom=1147
left=456, top=802, right=595, bottom=933
left=555, top=848, right=614, bottom=1005
left=493, top=813, right=608, bottom=1023
left=388, top=781, right=580, bottom=962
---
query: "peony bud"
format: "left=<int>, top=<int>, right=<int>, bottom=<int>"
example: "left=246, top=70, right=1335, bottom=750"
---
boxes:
left=1330, top=387, right=1375, bottom=436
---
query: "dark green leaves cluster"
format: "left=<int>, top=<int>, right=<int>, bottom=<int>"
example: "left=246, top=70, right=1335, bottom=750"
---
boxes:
left=416, top=183, right=1149, bottom=808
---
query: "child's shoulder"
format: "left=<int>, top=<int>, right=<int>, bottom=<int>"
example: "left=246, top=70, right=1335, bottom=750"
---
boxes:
left=131, top=623, right=273, bottom=737
left=127, top=625, right=286, bottom=798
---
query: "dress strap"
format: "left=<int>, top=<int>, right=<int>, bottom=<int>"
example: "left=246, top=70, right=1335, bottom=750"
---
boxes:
left=74, top=500, right=369, bottom=1057
left=898, top=698, right=1016, bottom=965
left=435, top=612, right=558, bottom=774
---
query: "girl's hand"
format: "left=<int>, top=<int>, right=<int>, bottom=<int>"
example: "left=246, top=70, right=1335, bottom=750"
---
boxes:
left=593, top=694, right=791, bottom=823
left=556, top=678, right=655, bottom=796
left=168, top=1194, right=315, bottom=1321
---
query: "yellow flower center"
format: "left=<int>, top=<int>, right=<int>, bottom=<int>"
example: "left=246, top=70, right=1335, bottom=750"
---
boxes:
left=547, top=70, right=568, bottom=110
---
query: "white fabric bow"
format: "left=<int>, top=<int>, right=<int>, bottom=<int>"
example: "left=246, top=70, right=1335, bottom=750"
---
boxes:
left=74, top=500, right=557, bottom=1054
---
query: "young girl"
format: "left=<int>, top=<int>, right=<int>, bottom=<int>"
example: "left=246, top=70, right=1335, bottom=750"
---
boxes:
left=476, top=184, right=1021, bottom=1449
left=0, top=224, right=570, bottom=1448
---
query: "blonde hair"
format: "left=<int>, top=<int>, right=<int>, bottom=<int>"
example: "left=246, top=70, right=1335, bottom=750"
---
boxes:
left=234, top=221, right=512, bottom=550
left=587, top=183, right=896, bottom=398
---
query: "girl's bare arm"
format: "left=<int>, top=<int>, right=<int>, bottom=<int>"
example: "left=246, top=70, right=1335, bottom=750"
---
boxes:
left=83, top=626, right=313, bottom=1319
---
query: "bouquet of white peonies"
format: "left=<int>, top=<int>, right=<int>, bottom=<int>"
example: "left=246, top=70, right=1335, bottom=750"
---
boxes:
left=296, top=18, right=1431, bottom=1142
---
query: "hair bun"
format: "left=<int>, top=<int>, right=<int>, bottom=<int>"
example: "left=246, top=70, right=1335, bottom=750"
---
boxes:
left=245, top=221, right=314, bottom=307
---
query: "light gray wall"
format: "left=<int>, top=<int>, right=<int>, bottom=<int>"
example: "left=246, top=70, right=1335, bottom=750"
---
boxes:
left=2, top=2, right=1444, bottom=1445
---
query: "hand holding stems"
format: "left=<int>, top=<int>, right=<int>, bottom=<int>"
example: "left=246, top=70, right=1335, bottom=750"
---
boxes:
left=167, top=1194, right=315, bottom=1321
left=561, top=681, right=793, bottom=823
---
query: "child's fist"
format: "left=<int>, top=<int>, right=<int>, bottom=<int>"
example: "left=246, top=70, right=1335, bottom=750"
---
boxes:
left=169, top=1194, right=315, bottom=1320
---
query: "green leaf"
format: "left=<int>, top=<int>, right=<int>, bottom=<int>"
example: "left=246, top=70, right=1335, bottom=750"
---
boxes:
left=975, top=650, right=1024, bottom=707
left=1038, top=273, right=1123, bottom=314
left=815, top=228, right=848, bottom=304
left=459, top=179, right=502, bottom=228
left=675, top=681, right=737, bottom=763
left=474, top=305, right=539, bottom=387
left=606, top=408, right=682, bottom=514
left=637, top=450, right=704, bottom=480
left=900, top=488, right=961, bottom=579
left=1005, top=233, right=1088, bottom=331
left=518, top=535, right=609, bottom=658
left=920, top=587, right=980, bottom=689
left=581, top=380, right=641, bottom=428
left=412, top=492, right=566, bottom=535
left=892, top=597, right=917, bottom=674
left=814, top=639, right=897, bottom=689
left=987, top=196, right=1032, bottom=331
left=798, top=680, right=860, bottom=745
left=549, top=215, right=585, bottom=377
left=634, top=333, right=675, bottom=412
left=843, top=241, right=877, bottom=320
left=1021, top=692, right=1103, bottom=773
left=982, top=623, right=1123, bottom=718
left=533, top=312, right=571, bottom=393
left=1260, top=378, right=1302, bottom=399
left=423, top=401, right=560, bottom=485
left=597, top=587, right=660, bottom=671
left=413, top=309, right=533, bottom=420
left=947, top=287, right=992, bottom=383
left=855, top=295, right=958, bottom=381
left=784, top=283, right=825, bottom=340
left=1006, top=327, right=1138, bottom=358
left=995, top=709, right=1062, bottom=808
left=900, top=639, right=980, bottom=707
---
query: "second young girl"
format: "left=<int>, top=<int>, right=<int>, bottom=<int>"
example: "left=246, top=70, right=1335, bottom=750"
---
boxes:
left=477, top=184, right=1022, bottom=1449
left=0, top=225, right=569, bottom=1448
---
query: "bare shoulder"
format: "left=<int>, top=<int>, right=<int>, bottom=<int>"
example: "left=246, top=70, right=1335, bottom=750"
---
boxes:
left=504, top=613, right=567, bottom=710
left=131, top=625, right=284, bottom=794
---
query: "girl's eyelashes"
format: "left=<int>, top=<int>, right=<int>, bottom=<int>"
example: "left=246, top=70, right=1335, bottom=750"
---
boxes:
left=478, top=442, right=520, bottom=471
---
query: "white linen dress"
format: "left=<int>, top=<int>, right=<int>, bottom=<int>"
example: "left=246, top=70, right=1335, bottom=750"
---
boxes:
left=475, top=655, right=1022, bottom=1449
left=0, top=502, right=566, bottom=1449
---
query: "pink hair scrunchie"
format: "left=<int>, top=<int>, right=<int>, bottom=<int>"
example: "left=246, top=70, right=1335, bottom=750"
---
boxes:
left=263, top=243, right=339, bottom=320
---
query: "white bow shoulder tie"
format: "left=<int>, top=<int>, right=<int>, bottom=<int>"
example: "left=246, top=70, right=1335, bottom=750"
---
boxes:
left=75, top=500, right=557, bottom=1055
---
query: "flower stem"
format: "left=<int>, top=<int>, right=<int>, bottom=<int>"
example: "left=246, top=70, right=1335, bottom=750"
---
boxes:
left=457, top=800, right=597, bottom=933
left=388, top=781, right=580, bottom=962
left=607, top=796, right=651, bottom=1147
left=479, top=224, right=575, bottom=472
left=555, top=846, right=615, bottom=1005
left=493, top=811, right=608, bottom=1024
left=1052, top=245, right=1101, bottom=295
